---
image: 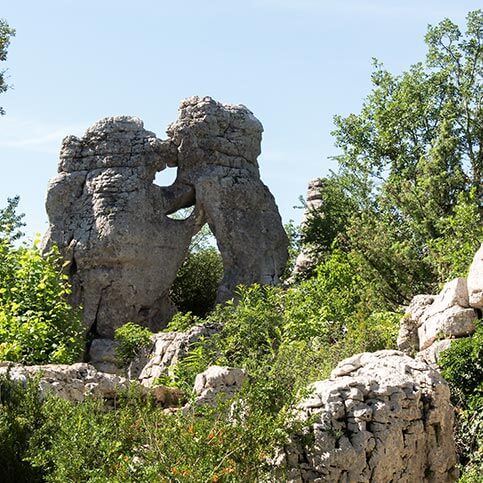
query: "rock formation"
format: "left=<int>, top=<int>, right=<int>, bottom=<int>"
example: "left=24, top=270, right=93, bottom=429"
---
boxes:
left=397, top=245, right=482, bottom=366
left=291, top=178, right=323, bottom=278
left=276, top=350, right=459, bottom=482
left=192, top=365, right=246, bottom=406
left=165, top=97, right=289, bottom=302
left=43, top=97, right=288, bottom=338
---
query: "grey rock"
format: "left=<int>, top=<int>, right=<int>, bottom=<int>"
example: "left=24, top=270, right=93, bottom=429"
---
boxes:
left=0, top=363, right=128, bottom=402
left=276, top=350, right=458, bottom=482
left=467, top=243, right=483, bottom=309
left=137, top=323, right=221, bottom=387
left=88, top=338, right=123, bottom=375
left=192, top=365, right=246, bottom=406
left=43, top=97, right=288, bottom=338
left=291, top=178, right=324, bottom=278
left=43, top=116, right=198, bottom=338
left=166, top=96, right=288, bottom=302
left=397, top=294, right=434, bottom=354
left=418, top=305, right=477, bottom=350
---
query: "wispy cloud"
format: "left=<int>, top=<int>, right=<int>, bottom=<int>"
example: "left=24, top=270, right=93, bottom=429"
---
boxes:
left=0, top=118, right=86, bottom=154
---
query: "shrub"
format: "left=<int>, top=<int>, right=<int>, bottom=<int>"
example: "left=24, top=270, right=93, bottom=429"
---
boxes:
left=114, top=322, right=153, bottom=367
left=170, top=247, right=223, bottom=317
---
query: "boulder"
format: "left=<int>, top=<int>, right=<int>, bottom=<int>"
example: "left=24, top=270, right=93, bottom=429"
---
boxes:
left=276, top=350, right=458, bottom=482
left=467, top=243, right=483, bottom=309
left=418, top=305, right=477, bottom=350
left=166, top=96, right=288, bottom=302
left=397, top=294, right=434, bottom=354
left=88, top=338, right=122, bottom=374
left=192, top=365, right=246, bottom=406
left=0, top=362, right=128, bottom=402
left=42, top=116, right=197, bottom=338
left=43, top=98, right=288, bottom=337
left=137, top=323, right=221, bottom=387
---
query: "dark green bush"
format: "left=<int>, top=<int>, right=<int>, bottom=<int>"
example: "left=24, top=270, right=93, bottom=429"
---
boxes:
left=114, top=322, right=153, bottom=367
left=170, top=248, right=223, bottom=317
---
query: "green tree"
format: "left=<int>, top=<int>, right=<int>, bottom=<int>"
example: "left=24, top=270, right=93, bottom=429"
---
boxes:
left=0, top=199, right=84, bottom=364
left=304, top=10, right=482, bottom=306
left=0, top=18, right=15, bottom=115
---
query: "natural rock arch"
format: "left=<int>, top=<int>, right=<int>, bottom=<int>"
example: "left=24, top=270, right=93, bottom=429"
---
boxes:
left=43, top=97, right=288, bottom=338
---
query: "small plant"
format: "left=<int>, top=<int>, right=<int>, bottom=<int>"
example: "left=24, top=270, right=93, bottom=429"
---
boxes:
left=114, top=322, right=153, bottom=367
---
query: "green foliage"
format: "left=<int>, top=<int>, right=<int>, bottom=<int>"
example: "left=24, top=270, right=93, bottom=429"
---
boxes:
left=439, top=320, right=483, bottom=480
left=0, top=375, right=44, bottom=482
left=114, top=322, right=153, bottom=367
left=281, top=219, right=301, bottom=280
left=302, top=10, right=482, bottom=307
left=0, top=199, right=84, bottom=364
left=170, top=247, right=223, bottom=317
left=0, top=18, right=15, bottom=115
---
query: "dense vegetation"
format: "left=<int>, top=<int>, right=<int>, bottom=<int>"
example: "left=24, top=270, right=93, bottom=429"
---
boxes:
left=0, top=10, right=481, bottom=482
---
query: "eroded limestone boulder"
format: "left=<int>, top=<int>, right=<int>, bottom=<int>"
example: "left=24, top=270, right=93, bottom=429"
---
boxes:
left=192, top=365, right=246, bottom=406
left=277, top=350, right=458, bottom=483
left=43, top=116, right=198, bottom=338
left=398, top=278, right=477, bottom=354
left=0, top=362, right=128, bottom=402
left=137, top=323, right=221, bottom=386
left=43, top=98, right=288, bottom=339
left=166, top=96, right=289, bottom=302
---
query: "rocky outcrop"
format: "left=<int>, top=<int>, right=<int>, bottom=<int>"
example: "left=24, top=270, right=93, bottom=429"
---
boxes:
left=137, top=323, right=221, bottom=386
left=0, top=362, right=128, bottom=402
left=43, top=97, right=288, bottom=338
left=276, top=350, right=458, bottom=482
left=42, top=116, right=197, bottom=338
left=291, top=178, right=324, bottom=278
left=397, top=249, right=482, bottom=365
left=192, top=365, right=246, bottom=406
left=165, top=97, right=288, bottom=302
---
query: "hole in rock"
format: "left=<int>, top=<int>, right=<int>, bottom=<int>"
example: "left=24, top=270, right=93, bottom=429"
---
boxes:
left=154, top=166, right=178, bottom=187
left=167, top=206, right=195, bottom=220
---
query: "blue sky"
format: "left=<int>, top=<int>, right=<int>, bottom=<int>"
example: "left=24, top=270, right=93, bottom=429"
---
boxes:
left=0, top=0, right=480, bottom=238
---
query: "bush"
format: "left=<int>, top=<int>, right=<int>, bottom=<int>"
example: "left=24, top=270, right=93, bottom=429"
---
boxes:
left=170, top=248, right=223, bottom=317
left=439, top=320, right=483, bottom=480
left=114, top=322, right=153, bottom=367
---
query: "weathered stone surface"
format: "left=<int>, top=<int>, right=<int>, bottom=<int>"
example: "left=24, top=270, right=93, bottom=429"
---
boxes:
left=277, top=350, right=458, bottom=482
left=192, top=365, right=246, bottom=406
left=417, top=339, right=453, bottom=369
left=467, top=243, right=483, bottom=309
left=42, top=116, right=198, bottom=338
left=418, top=305, right=477, bottom=350
left=398, top=277, right=477, bottom=354
left=88, top=338, right=122, bottom=374
left=291, top=178, right=324, bottom=278
left=166, top=96, right=288, bottom=302
left=0, top=362, right=128, bottom=402
left=43, top=97, right=288, bottom=338
left=137, top=323, right=221, bottom=387
left=397, top=294, right=434, bottom=354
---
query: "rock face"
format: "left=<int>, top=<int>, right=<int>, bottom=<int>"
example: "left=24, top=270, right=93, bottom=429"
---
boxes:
left=43, top=98, right=288, bottom=338
left=193, top=365, right=246, bottom=405
left=0, top=362, right=128, bottom=402
left=137, top=323, right=221, bottom=386
left=397, top=271, right=480, bottom=364
left=467, top=243, right=483, bottom=309
left=42, top=116, right=197, bottom=338
left=278, top=350, right=458, bottom=483
left=291, top=178, right=324, bottom=278
left=165, top=97, right=289, bottom=302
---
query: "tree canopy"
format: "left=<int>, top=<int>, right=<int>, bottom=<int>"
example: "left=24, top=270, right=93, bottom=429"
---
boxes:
left=302, top=9, right=482, bottom=306
left=0, top=18, right=14, bottom=115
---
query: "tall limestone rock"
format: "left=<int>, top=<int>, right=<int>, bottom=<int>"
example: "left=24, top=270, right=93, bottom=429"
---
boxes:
left=43, top=97, right=288, bottom=337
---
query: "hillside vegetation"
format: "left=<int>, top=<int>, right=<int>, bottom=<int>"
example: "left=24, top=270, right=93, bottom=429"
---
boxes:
left=0, top=10, right=481, bottom=482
